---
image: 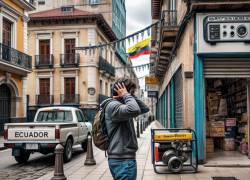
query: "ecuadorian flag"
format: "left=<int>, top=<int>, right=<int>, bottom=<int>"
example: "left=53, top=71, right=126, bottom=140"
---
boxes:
left=128, top=38, right=151, bottom=59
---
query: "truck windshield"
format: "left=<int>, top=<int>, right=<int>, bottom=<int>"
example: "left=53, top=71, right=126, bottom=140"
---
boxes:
left=36, top=111, right=73, bottom=122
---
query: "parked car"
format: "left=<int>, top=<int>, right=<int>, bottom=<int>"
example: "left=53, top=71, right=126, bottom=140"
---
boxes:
left=4, top=106, right=92, bottom=163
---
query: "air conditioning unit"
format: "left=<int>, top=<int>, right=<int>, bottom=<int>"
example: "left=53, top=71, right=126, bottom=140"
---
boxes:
left=204, top=15, right=250, bottom=44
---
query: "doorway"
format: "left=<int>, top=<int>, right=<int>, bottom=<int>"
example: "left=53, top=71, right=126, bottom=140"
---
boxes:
left=0, top=84, right=11, bottom=134
left=205, top=78, right=250, bottom=165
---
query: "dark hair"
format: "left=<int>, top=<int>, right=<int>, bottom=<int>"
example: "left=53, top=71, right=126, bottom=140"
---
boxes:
left=112, top=78, right=137, bottom=96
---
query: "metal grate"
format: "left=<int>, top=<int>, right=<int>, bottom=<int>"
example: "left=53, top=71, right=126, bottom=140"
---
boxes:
left=212, top=177, right=238, bottom=180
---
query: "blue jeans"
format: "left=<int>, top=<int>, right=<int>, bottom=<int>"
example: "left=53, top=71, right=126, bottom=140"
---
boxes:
left=108, top=159, right=137, bottom=180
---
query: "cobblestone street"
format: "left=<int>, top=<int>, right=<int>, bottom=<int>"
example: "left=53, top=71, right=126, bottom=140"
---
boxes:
left=0, top=146, right=84, bottom=180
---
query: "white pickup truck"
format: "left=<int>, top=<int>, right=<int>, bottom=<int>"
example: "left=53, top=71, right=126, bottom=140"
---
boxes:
left=4, top=106, right=92, bottom=163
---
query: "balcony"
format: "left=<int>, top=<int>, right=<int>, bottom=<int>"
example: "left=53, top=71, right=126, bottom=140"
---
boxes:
left=36, top=95, right=54, bottom=105
left=60, top=53, right=80, bottom=67
left=0, top=43, right=32, bottom=75
left=60, top=94, right=80, bottom=105
left=35, top=54, right=54, bottom=69
left=99, top=56, right=115, bottom=77
left=99, top=94, right=109, bottom=104
left=155, top=10, right=179, bottom=79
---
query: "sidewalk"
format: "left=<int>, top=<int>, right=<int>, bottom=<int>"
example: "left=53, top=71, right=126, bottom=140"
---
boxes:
left=37, top=121, right=250, bottom=180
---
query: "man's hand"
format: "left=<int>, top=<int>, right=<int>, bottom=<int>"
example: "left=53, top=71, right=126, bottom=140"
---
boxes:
left=113, top=83, right=128, bottom=99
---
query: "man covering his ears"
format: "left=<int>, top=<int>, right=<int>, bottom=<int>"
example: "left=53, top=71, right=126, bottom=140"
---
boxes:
left=100, top=78, right=149, bottom=180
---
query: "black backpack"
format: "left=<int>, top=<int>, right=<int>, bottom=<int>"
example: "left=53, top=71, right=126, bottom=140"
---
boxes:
left=92, top=98, right=113, bottom=151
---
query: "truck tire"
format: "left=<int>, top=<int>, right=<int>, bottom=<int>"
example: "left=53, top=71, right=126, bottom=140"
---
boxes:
left=81, top=141, right=87, bottom=152
left=64, top=138, right=73, bottom=163
left=14, top=151, right=30, bottom=164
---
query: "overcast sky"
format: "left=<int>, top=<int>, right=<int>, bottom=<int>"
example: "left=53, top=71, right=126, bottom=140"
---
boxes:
left=125, top=0, right=152, bottom=90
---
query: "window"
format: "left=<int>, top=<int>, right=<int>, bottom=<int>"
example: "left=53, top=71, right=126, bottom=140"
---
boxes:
left=105, top=82, right=108, bottom=96
left=39, top=78, right=50, bottom=95
left=170, top=0, right=176, bottom=10
left=110, top=51, right=113, bottom=65
left=110, top=84, right=113, bottom=96
left=89, top=0, right=101, bottom=5
left=65, top=78, right=75, bottom=96
left=100, top=80, right=103, bottom=94
left=61, top=6, right=74, bottom=12
left=38, top=0, right=45, bottom=5
left=64, top=39, right=75, bottom=64
left=36, top=111, right=73, bottom=122
left=39, top=39, right=50, bottom=64
left=2, top=18, right=12, bottom=46
left=76, top=111, right=83, bottom=122
left=76, top=110, right=87, bottom=122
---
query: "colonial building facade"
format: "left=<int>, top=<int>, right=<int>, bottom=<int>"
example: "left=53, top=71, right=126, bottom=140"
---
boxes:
left=151, top=0, right=250, bottom=162
left=27, top=7, right=117, bottom=122
left=29, top=0, right=128, bottom=64
left=0, top=0, right=34, bottom=134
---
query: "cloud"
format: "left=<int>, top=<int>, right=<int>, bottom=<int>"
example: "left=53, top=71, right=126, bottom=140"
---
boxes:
left=126, top=0, right=152, bottom=35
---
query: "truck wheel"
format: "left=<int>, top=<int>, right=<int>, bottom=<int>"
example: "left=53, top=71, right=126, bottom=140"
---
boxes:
left=64, top=139, right=73, bottom=163
left=14, top=151, right=30, bottom=164
left=81, top=141, right=87, bottom=152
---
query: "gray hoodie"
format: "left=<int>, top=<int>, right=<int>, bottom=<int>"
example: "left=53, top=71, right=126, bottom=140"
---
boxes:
left=101, top=93, right=149, bottom=159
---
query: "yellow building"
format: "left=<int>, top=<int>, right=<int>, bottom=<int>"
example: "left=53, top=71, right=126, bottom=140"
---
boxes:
left=0, top=0, right=34, bottom=134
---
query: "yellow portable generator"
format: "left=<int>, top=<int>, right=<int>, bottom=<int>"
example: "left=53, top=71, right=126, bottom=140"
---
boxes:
left=151, top=128, right=198, bottom=174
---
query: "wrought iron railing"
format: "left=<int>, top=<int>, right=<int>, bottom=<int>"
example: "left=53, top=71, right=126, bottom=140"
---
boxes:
left=99, top=94, right=109, bottom=104
left=60, top=94, right=80, bottom=105
left=60, top=53, right=80, bottom=67
left=99, top=56, right=115, bottom=77
left=162, top=10, right=178, bottom=27
left=0, top=43, right=32, bottom=70
left=36, top=95, right=54, bottom=105
left=35, top=54, right=54, bottom=68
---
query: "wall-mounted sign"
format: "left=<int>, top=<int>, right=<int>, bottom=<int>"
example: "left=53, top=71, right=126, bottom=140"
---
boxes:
left=88, top=87, right=96, bottom=95
left=145, top=84, right=159, bottom=91
left=145, top=76, right=159, bottom=85
left=148, top=91, right=158, bottom=98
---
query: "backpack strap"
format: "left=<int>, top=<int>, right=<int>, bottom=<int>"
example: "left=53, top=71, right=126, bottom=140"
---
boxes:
left=102, top=98, right=119, bottom=157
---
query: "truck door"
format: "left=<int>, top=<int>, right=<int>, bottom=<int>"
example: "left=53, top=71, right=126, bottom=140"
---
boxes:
left=75, top=110, right=88, bottom=142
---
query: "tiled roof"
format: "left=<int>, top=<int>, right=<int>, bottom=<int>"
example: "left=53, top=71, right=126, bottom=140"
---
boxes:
left=30, top=8, right=94, bottom=19
left=29, top=8, right=117, bottom=42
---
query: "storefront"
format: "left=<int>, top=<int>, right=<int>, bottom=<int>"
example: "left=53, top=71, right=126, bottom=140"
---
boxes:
left=194, top=13, right=250, bottom=162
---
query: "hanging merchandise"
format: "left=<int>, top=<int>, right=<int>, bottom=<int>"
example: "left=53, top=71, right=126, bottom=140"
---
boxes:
left=85, top=49, right=87, bottom=55
left=132, top=36, right=135, bottom=43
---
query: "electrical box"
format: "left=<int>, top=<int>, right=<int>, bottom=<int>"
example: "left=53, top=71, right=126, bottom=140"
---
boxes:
left=196, top=13, right=250, bottom=54
left=204, top=15, right=250, bottom=43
